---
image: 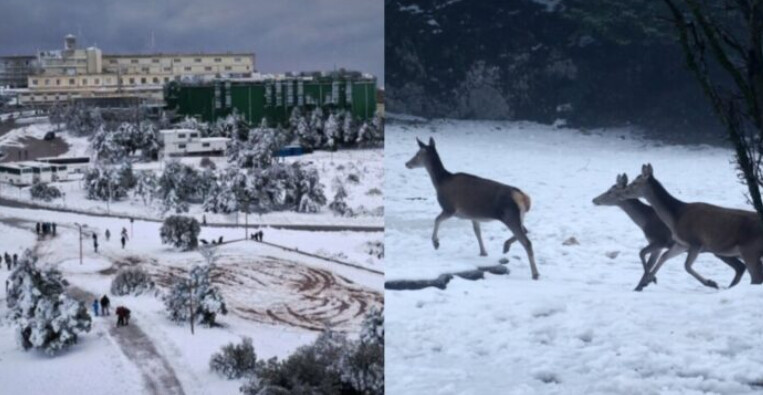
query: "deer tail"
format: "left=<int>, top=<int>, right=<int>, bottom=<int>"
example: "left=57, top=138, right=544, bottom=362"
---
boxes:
left=511, top=190, right=531, bottom=223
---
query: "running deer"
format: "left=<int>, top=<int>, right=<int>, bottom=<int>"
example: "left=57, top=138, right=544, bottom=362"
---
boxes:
left=405, top=137, right=539, bottom=280
left=616, top=164, right=758, bottom=290
left=593, top=173, right=745, bottom=290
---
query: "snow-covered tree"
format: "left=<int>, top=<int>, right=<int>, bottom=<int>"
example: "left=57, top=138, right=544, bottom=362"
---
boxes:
left=296, top=165, right=327, bottom=213
left=210, top=337, right=257, bottom=379
left=228, top=123, right=283, bottom=169
left=83, top=165, right=131, bottom=201
left=164, top=264, right=227, bottom=327
left=324, top=112, right=340, bottom=150
left=110, top=267, right=155, bottom=296
left=340, top=308, right=384, bottom=395
left=6, top=251, right=92, bottom=355
left=329, top=184, right=350, bottom=216
left=29, top=182, right=62, bottom=202
left=342, top=112, right=358, bottom=146
left=133, top=171, right=158, bottom=206
left=157, top=160, right=203, bottom=213
left=160, top=215, right=201, bottom=251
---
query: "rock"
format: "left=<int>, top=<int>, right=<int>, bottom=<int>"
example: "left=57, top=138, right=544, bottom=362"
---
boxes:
left=563, top=236, right=579, bottom=246
left=499, top=257, right=509, bottom=264
left=605, top=251, right=619, bottom=259
left=480, top=265, right=510, bottom=275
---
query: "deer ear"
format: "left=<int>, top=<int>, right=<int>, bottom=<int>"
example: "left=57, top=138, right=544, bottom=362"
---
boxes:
left=617, top=173, right=628, bottom=186
left=644, top=163, right=653, bottom=176
left=429, top=137, right=435, bottom=147
left=417, top=138, right=425, bottom=148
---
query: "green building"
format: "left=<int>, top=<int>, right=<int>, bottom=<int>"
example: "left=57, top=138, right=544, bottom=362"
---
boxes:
left=165, top=71, right=377, bottom=127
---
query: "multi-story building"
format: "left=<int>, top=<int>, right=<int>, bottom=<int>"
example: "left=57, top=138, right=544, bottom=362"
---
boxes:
left=0, top=55, right=36, bottom=88
left=13, top=35, right=254, bottom=105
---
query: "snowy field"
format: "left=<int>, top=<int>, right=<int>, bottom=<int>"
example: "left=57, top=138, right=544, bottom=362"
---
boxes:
left=0, top=117, right=383, bottom=228
left=0, top=205, right=382, bottom=394
left=385, top=119, right=763, bottom=394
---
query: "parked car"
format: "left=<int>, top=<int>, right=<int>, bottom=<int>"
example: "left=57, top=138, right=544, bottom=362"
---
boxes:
left=43, top=131, right=55, bottom=141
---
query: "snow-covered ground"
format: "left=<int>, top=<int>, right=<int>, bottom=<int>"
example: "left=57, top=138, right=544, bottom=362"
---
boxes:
left=0, top=117, right=383, bottom=228
left=385, top=119, right=763, bottom=394
left=0, top=202, right=382, bottom=393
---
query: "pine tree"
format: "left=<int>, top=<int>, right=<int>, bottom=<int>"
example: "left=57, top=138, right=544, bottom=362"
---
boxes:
left=164, top=264, right=227, bottom=327
left=160, top=215, right=201, bottom=250
left=7, top=251, right=92, bottom=355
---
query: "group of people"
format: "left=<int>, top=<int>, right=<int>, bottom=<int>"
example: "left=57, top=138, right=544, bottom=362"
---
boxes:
left=93, top=227, right=130, bottom=252
left=35, top=222, right=57, bottom=238
left=250, top=230, right=265, bottom=242
left=3, top=252, right=18, bottom=270
left=91, top=294, right=131, bottom=327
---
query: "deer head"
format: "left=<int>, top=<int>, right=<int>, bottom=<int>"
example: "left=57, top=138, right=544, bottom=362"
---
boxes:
left=620, top=164, right=654, bottom=199
left=405, top=137, right=437, bottom=169
left=592, top=173, right=629, bottom=206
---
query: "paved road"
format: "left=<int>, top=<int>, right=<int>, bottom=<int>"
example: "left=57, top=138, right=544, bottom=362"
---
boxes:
left=0, top=196, right=383, bottom=233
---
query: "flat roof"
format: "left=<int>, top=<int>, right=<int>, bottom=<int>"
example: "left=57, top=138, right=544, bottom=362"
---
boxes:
left=104, top=52, right=254, bottom=58
left=160, top=129, right=199, bottom=134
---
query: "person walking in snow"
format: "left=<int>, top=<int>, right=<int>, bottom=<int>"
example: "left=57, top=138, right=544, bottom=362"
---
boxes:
left=121, top=236, right=126, bottom=249
left=52, top=222, right=56, bottom=236
left=92, top=299, right=100, bottom=317
left=3, top=252, right=9, bottom=270
left=121, top=227, right=128, bottom=241
left=105, top=229, right=110, bottom=242
left=35, top=222, right=40, bottom=235
left=12, top=253, right=17, bottom=267
left=100, top=295, right=111, bottom=316
left=116, top=306, right=131, bottom=326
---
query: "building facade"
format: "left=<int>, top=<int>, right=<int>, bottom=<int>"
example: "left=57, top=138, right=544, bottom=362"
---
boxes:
left=12, top=35, right=254, bottom=105
left=0, top=56, right=36, bottom=88
left=165, top=71, right=378, bottom=126
left=160, top=129, right=229, bottom=157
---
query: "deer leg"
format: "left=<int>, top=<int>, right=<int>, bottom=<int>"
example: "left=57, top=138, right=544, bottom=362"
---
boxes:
left=503, top=227, right=529, bottom=254
left=432, top=211, right=452, bottom=250
left=635, top=243, right=686, bottom=291
left=643, top=246, right=663, bottom=285
left=683, top=247, right=718, bottom=289
left=505, top=219, right=538, bottom=280
left=741, top=251, right=763, bottom=284
left=472, top=221, right=488, bottom=256
left=712, top=255, right=746, bottom=288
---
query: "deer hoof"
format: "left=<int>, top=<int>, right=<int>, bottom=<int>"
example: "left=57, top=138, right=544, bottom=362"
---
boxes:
left=532, top=273, right=539, bottom=280
left=432, top=239, right=440, bottom=249
left=503, top=244, right=511, bottom=254
left=704, top=279, right=719, bottom=289
left=479, top=251, right=487, bottom=257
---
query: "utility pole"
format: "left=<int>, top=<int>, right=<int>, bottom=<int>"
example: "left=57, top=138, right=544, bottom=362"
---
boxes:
left=189, top=278, right=195, bottom=335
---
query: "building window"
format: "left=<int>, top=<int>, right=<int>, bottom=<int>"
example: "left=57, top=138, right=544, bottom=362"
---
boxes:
left=141, top=77, right=146, bottom=84
left=202, top=143, right=210, bottom=148
left=205, top=66, right=212, bottom=71
left=234, top=57, right=241, bottom=62
left=224, top=66, right=232, bottom=71
left=131, top=59, right=139, bottom=64
left=164, top=77, right=169, bottom=83
left=194, top=58, right=201, bottom=63
left=184, top=66, right=191, bottom=71
left=178, top=144, right=186, bottom=149
left=109, top=59, right=117, bottom=64
left=152, top=58, right=159, bottom=63
left=153, top=77, right=159, bottom=84
left=191, top=133, right=199, bottom=138
left=214, top=58, right=222, bottom=63
left=163, top=67, right=172, bottom=72
left=129, top=78, right=135, bottom=84
left=178, top=133, right=186, bottom=138
left=44, top=79, right=50, bottom=86
left=31, top=79, right=38, bottom=85
left=94, top=78, right=100, bottom=85
left=141, top=67, right=150, bottom=73
left=56, top=79, right=60, bottom=86
left=69, top=79, right=75, bottom=85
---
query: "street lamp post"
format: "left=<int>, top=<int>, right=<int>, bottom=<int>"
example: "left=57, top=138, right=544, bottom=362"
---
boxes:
left=74, top=222, right=87, bottom=265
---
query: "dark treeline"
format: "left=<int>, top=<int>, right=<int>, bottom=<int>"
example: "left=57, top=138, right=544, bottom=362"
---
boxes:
left=385, top=0, right=723, bottom=136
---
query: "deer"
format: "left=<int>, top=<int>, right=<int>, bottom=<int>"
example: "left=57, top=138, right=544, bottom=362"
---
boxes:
left=405, top=137, right=539, bottom=280
left=593, top=173, right=746, bottom=291
left=614, top=164, right=758, bottom=290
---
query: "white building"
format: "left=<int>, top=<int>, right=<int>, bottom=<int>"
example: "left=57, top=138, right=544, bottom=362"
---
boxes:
left=160, top=129, right=229, bottom=157
left=0, top=161, right=70, bottom=185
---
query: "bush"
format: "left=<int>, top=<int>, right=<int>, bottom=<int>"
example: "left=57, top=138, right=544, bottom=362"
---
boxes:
left=210, top=337, right=257, bottom=379
left=160, top=215, right=200, bottom=251
left=200, top=157, right=216, bottom=170
left=110, top=267, right=155, bottom=296
left=29, top=182, right=62, bottom=202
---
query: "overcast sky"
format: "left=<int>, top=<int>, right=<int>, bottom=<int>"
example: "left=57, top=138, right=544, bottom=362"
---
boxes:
left=0, top=0, right=384, bottom=85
